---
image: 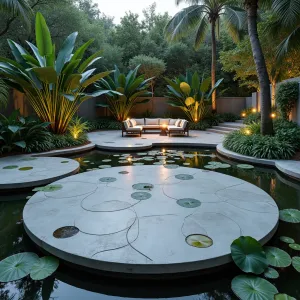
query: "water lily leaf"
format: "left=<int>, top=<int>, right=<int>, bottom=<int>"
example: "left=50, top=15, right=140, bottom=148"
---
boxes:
left=33, top=185, right=62, bottom=192
left=19, top=167, right=33, bottom=171
left=186, top=234, right=213, bottom=248
left=231, top=275, right=278, bottom=300
left=280, top=236, right=295, bottom=244
left=204, top=165, right=219, bottom=170
left=264, top=267, right=279, bottom=279
left=175, top=174, right=194, bottom=180
left=177, top=198, right=201, bottom=208
left=131, top=192, right=151, bottom=201
left=0, top=252, right=39, bottom=282
left=183, top=162, right=190, bottom=166
left=102, top=159, right=111, bottom=162
left=99, top=177, right=116, bottom=183
left=218, top=163, right=231, bottom=169
left=289, top=244, right=300, bottom=251
left=274, top=294, right=296, bottom=300
left=292, top=256, right=300, bottom=272
left=30, top=256, right=59, bottom=280
left=3, top=165, right=18, bottom=169
left=98, top=165, right=111, bottom=168
left=264, top=247, right=291, bottom=268
left=279, top=209, right=300, bottom=223
left=237, top=164, right=254, bottom=169
left=231, top=236, right=268, bottom=274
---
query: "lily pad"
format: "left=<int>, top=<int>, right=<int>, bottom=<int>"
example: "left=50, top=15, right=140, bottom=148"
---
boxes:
left=132, top=183, right=154, bottom=191
left=175, top=174, right=194, bottom=180
left=280, top=236, right=295, bottom=244
left=274, top=294, right=296, bottom=300
left=218, top=164, right=231, bottom=169
left=230, top=236, right=268, bottom=274
left=133, top=163, right=144, bottom=166
left=164, top=164, right=179, bottom=169
left=264, top=267, right=279, bottom=279
left=131, top=192, right=151, bottom=201
left=3, top=165, right=18, bottom=169
left=61, top=161, right=69, bottom=163
left=289, top=244, right=300, bottom=251
left=231, top=275, right=278, bottom=300
left=166, top=160, right=175, bottom=163
left=83, top=160, right=90, bottom=163
left=237, top=164, right=254, bottom=169
left=177, top=198, right=201, bottom=208
left=153, top=162, right=164, bottom=165
left=33, top=184, right=63, bottom=192
left=186, top=234, right=213, bottom=248
left=137, top=152, right=147, bottom=155
left=30, top=256, right=59, bottom=280
left=118, top=160, right=128, bottom=164
left=99, top=177, right=117, bottom=183
left=204, top=165, right=219, bottom=170
left=119, top=171, right=129, bottom=174
left=0, top=252, right=39, bottom=282
left=183, top=162, right=190, bottom=166
left=292, top=256, right=300, bottom=272
left=279, top=209, right=300, bottom=223
left=264, top=247, right=291, bottom=268
left=113, top=154, right=120, bottom=157
left=19, top=167, right=33, bottom=171
left=102, top=159, right=111, bottom=162
left=98, top=165, right=111, bottom=169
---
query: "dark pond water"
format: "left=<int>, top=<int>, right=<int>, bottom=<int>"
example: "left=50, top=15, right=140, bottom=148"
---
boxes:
left=1, top=148, right=300, bottom=300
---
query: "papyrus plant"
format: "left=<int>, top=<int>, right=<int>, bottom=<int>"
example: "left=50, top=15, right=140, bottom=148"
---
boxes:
left=0, top=12, right=117, bottom=134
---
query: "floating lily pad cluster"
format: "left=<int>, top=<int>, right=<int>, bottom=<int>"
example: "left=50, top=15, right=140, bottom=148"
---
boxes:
left=204, top=161, right=231, bottom=170
left=0, top=252, right=59, bottom=282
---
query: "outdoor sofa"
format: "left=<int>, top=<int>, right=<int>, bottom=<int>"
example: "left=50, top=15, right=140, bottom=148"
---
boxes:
left=122, top=118, right=189, bottom=137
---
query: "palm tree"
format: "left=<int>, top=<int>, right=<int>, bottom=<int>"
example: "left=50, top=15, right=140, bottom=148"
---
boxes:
left=164, top=0, right=245, bottom=111
left=244, top=0, right=273, bottom=135
left=0, top=0, right=33, bottom=36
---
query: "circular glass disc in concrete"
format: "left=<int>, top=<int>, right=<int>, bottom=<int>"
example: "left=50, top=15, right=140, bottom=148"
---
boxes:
left=23, top=165, right=279, bottom=275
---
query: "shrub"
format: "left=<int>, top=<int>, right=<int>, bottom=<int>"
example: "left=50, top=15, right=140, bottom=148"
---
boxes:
left=243, top=112, right=261, bottom=125
left=189, top=120, right=210, bottom=130
left=276, top=82, right=299, bottom=120
left=219, top=113, right=240, bottom=122
left=85, top=118, right=122, bottom=131
left=50, top=133, right=88, bottom=149
left=243, top=122, right=261, bottom=135
left=68, top=117, right=89, bottom=139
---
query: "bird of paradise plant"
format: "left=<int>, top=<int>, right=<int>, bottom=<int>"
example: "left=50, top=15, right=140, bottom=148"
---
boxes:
left=0, top=12, right=118, bottom=134
left=165, top=71, right=223, bottom=123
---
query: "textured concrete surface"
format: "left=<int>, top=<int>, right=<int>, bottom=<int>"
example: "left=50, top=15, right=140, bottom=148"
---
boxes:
left=0, top=156, right=79, bottom=190
left=88, top=130, right=225, bottom=151
left=23, top=165, right=279, bottom=275
left=217, top=144, right=300, bottom=180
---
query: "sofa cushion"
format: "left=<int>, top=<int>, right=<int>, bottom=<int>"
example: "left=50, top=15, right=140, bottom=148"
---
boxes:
left=169, top=119, right=177, bottom=125
left=123, top=120, right=131, bottom=130
left=134, top=118, right=145, bottom=125
left=181, top=120, right=188, bottom=129
left=143, top=125, right=160, bottom=129
left=159, top=118, right=170, bottom=125
left=145, top=118, right=159, bottom=125
left=129, top=119, right=137, bottom=126
left=175, top=119, right=181, bottom=127
left=128, top=126, right=143, bottom=131
left=168, top=125, right=184, bottom=131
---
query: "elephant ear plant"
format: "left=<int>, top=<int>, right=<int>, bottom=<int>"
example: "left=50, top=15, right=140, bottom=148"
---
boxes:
left=0, top=12, right=118, bottom=134
left=165, top=71, right=223, bottom=123
left=95, top=65, right=153, bottom=121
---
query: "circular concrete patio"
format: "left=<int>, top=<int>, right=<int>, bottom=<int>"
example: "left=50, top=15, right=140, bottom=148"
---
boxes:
left=23, top=165, right=279, bottom=275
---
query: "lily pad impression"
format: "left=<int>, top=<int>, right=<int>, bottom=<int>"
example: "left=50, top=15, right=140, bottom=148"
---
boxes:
left=132, top=183, right=154, bottom=191
left=3, top=165, right=18, bottom=169
left=280, top=236, right=295, bottom=244
left=175, top=174, right=194, bottom=180
left=33, top=185, right=63, bottom=192
left=186, top=234, right=213, bottom=248
left=131, top=192, right=151, bottom=201
left=231, top=275, right=278, bottom=300
left=177, top=198, right=201, bottom=208
left=0, top=252, right=39, bottom=282
left=264, top=267, right=279, bottom=279
left=99, top=177, right=117, bottom=183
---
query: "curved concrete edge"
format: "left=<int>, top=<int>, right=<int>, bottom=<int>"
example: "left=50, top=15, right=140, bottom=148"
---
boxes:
left=95, top=144, right=152, bottom=151
left=32, top=143, right=95, bottom=157
left=217, top=144, right=300, bottom=181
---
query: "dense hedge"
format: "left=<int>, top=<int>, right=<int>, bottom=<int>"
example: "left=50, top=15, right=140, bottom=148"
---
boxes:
left=243, top=112, right=261, bottom=125
left=223, top=119, right=300, bottom=160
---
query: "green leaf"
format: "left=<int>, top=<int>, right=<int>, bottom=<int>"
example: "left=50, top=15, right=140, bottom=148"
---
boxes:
left=71, top=39, right=94, bottom=61
left=77, top=50, right=102, bottom=73
left=32, top=184, right=62, bottom=192
left=35, top=12, right=52, bottom=56
left=200, top=77, right=211, bottom=93
left=62, top=94, right=75, bottom=101
left=264, top=267, right=279, bottom=279
left=191, top=72, right=200, bottom=92
left=8, top=125, right=21, bottom=133
left=274, top=294, right=296, bottom=300
left=32, top=67, right=57, bottom=83
left=231, top=236, right=268, bottom=274
left=279, top=209, right=300, bottom=223
left=231, top=275, right=278, bottom=300
left=64, top=74, right=82, bottom=90
left=280, top=236, right=295, bottom=244
left=96, top=103, right=110, bottom=107
left=30, top=256, right=59, bottom=280
left=134, top=98, right=150, bottom=105
left=81, top=70, right=113, bottom=88
left=14, top=141, right=26, bottom=148
left=0, top=252, right=39, bottom=282
left=292, top=256, right=300, bottom=272
left=264, top=247, right=291, bottom=268
left=289, top=244, right=300, bottom=251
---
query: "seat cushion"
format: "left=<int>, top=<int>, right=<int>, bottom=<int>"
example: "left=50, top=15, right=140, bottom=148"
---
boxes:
left=123, top=120, right=131, bottom=130
left=175, top=119, right=181, bottom=127
left=127, top=126, right=143, bottom=131
left=167, top=125, right=182, bottom=130
left=145, top=118, right=159, bottom=125
left=169, top=119, right=177, bottom=125
left=143, top=125, right=160, bottom=129
left=129, top=119, right=137, bottom=126
left=159, top=118, right=170, bottom=125
left=134, top=118, right=145, bottom=125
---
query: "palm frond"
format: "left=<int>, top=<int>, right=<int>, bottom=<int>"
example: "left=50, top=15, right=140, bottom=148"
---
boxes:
left=194, top=16, right=209, bottom=49
left=164, top=5, right=205, bottom=42
left=0, top=0, right=33, bottom=27
left=276, top=25, right=300, bottom=59
left=0, top=79, right=9, bottom=109
left=272, top=0, right=300, bottom=27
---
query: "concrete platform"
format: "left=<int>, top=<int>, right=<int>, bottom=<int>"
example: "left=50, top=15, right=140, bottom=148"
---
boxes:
left=23, top=165, right=279, bottom=275
left=0, top=156, right=79, bottom=190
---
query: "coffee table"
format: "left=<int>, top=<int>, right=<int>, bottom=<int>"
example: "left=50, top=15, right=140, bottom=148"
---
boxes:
left=160, top=126, right=168, bottom=136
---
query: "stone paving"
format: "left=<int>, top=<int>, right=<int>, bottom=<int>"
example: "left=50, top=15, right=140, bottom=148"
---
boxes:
left=23, top=165, right=279, bottom=275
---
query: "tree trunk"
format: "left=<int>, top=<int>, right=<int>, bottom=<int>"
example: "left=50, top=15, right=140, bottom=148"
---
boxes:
left=271, top=81, right=276, bottom=107
left=211, top=20, right=217, bottom=112
left=245, top=0, right=273, bottom=135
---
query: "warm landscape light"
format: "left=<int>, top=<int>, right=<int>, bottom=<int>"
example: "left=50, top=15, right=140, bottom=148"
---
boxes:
left=163, top=124, right=167, bottom=128
left=245, top=129, right=251, bottom=135
left=241, top=113, right=246, bottom=117
left=271, top=113, right=276, bottom=119
left=162, top=148, right=166, bottom=153
left=252, top=108, right=257, bottom=113
left=126, top=117, right=130, bottom=120
left=194, top=118, right=198, bottom=122
left=127, top=157, right=132, bottom=162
